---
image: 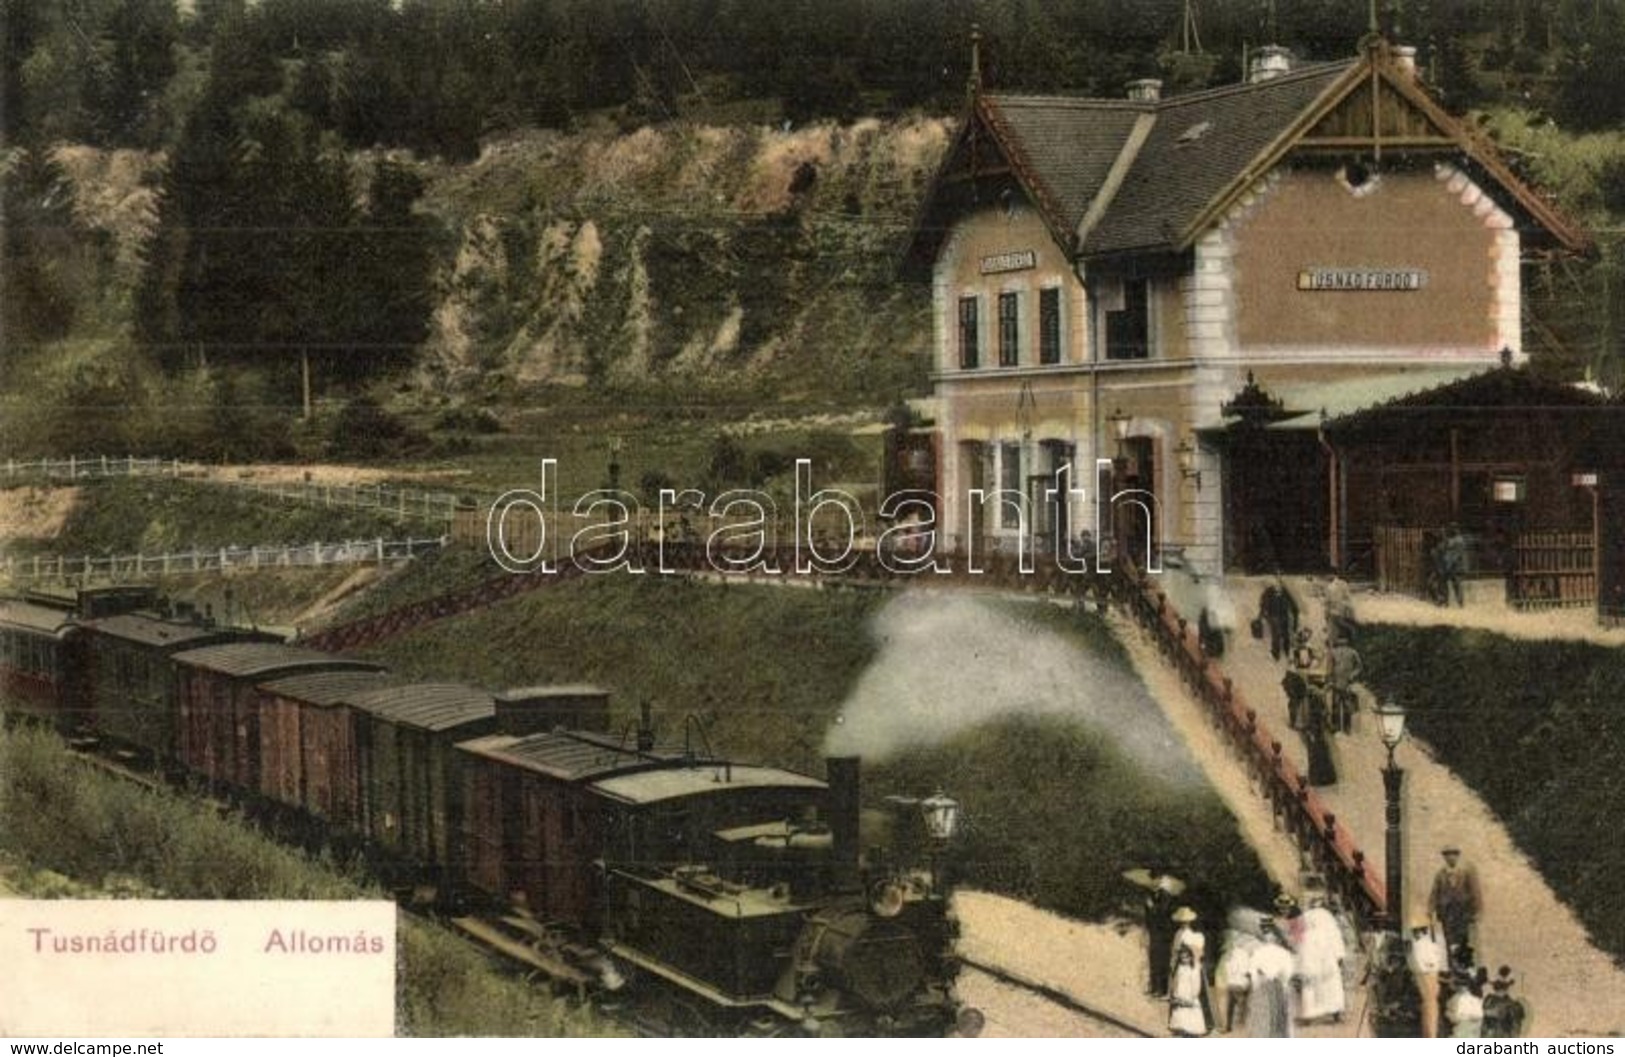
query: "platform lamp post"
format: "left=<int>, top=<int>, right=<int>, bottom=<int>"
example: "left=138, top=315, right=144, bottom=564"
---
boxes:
left=1375, top=697, right=1408, bottom=935
left=1573, top=470, right=1600, bottom=618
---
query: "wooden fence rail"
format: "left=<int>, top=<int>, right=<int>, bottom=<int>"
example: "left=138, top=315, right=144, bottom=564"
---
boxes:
left=1, top=537, right=446, bottom=585
left=1, top=454, right=474, bottom=527
left=1120, top=563, right=1388, bottom=929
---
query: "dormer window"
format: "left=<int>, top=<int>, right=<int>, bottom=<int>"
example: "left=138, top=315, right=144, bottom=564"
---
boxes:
left=1104, top=278, right=1150, bottom=360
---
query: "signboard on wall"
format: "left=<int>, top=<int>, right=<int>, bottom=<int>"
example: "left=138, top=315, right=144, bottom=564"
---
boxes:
left=1296, top=268, right=1428, bottom=291
left=980, top=249, right=1037, bottom=275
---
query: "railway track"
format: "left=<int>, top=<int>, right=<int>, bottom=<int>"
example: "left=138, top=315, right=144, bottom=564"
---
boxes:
left=958, top=956, right=1157, bottom=1038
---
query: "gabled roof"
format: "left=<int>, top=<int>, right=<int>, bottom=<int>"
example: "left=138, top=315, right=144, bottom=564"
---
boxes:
left=1322, top=365, right=1612, bottom=434
left=907, top=41, right=1587, bottom=270
left=1086, top=61, right=1354, bottom=257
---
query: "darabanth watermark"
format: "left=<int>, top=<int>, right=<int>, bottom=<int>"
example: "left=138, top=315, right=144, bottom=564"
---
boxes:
left=484, top=458, right=1164, bottom=576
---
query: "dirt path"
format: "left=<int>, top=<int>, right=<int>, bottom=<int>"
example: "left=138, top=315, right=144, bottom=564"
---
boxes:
left=198, top=464, right=471, bottom=487
left=1208, top=576, right=1625, bottom=1036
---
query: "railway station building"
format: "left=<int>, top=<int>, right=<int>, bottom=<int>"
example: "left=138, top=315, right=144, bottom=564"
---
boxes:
left=903, top=36, right=1590, bottom=577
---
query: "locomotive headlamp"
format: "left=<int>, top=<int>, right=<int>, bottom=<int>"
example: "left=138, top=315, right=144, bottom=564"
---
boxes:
left=921, top=792, right=961, bottom=842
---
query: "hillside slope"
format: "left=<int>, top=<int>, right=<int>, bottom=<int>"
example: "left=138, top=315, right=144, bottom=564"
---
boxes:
left=23, top=115, right=950, bottom=408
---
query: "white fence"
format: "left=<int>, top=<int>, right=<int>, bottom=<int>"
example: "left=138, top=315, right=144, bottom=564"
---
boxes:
left=1, top=537, right=446, bottom=586
left=230, top=479, right=467, bottom=525
left=1, top=455, right=204, bottom=480
left=0, top=455, right=472, bottom=526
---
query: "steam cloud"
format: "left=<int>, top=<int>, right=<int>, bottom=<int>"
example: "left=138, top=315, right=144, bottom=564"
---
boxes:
left=825, top=590, right=1198, bottom=785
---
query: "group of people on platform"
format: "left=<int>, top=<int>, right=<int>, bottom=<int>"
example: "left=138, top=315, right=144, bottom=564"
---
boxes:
left=1403, top=846, right=1522, bottom=1038
left=1146, top=859, right=1518, bottom=1039
left=1147, top=884, right=1357, bottom=1038
left=1258, top=576, right=1366, bottom=787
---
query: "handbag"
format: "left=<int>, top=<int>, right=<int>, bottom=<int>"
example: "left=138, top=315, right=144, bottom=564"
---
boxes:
left=1250, top=617, right=1264, bottom=640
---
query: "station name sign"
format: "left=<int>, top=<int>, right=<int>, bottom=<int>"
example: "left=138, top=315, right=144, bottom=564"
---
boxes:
left=980, top=249, right=1037, bottom=275
left=1297, top=267, right=1427, bottom=291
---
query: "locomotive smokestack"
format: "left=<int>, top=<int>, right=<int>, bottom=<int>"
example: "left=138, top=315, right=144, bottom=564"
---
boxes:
left=826, top=755, right=861, bottom=893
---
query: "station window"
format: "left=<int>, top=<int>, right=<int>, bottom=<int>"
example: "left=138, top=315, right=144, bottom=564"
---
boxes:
left=1000, top=443, right=1023, bottom=529
left=998, top=291, right=1020, bottom=367
left=958, top=296, right=980, bottom=369
left=1105, top=278, right=1150, bottom=360
left=1039, top=287, right=1062, bottom=365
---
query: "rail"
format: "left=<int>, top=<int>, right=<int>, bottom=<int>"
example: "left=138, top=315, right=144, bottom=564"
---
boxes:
left=1, top=454, right=471, bottom=526
left=228, top=479, right=467, bottom=526
left=1, top=537, right=446, bottom=586
left=300, top=533, right=1387, bottom=926
left=1116, top=560, right=1388, bottom=928
left=1, top=454, right=205, bottom=480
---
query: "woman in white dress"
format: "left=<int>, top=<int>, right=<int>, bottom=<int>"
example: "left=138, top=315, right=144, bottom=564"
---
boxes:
left=1169, top=948, right=1208, bottom=1036
left=1247, top=919, right=1297, bottom=1038
left=1295, top=897, right=1348, bottom=1022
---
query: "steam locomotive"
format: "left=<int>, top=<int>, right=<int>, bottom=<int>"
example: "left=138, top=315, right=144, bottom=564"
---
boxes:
left=0, top=585, right=978, bottom=1036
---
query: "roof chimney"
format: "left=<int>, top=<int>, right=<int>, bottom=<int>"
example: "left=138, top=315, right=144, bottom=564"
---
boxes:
left=1392, top=44, right=1418, bottom=78
left=1126, top=78, right=1163, bottom=102
left=1249, top=44, right=1292, bottom=83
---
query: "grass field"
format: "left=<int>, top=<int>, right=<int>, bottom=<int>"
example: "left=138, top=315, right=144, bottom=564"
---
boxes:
left=1361, top=625, right=1625, bottom=965
left=352, top=568, right=1275, bottom=923
left=0, top=725, right=621, bottom=1037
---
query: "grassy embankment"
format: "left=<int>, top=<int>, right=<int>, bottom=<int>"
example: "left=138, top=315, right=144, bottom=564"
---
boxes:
left=0, top=725, right=620, bottom=1037
left=1361, top=625, right=1625, bottom=964
left=347, top=552, right=1275, bottom=924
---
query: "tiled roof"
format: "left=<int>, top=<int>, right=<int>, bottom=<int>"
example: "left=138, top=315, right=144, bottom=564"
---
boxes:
left=983, top=62, right=1352, bottom=260
left=981, top=95, right=1148, bottom=241
left=1086, top=62, right=1352, bottom=256
left=1319, top=366, right=1613, bottom=432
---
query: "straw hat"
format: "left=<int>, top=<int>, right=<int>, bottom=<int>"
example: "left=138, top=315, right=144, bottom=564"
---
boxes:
left=1172, top=906, right=1198, bottom=924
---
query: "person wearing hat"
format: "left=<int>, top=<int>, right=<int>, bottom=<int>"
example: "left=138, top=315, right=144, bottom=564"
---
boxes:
left=1169, top=907, right=1213, bottom=1029
left=1216, top=922, right=1259, bottom=1033
left=1169, top=947, right=1209, bottom=1037
left=1282, top=630, right=1320, bottom=731
left=1429, top=846, right=1483, bottom=970
left=1406, top=920, right=1446, bottom=1038
left=1246, top=917, right=1296, bottom=1037
left=1295, top=892, right=1348, bottom=1024
left=1482, top=966, right=1525, bottom=1037
left=1143, top=873, right=1179, bottom=997
left=1258, top=577, right=1301, bottom=662
left=1446, top=968, right=1485, bottom=1037
left=1436, top=525, right=1468, bottom=607
left=1272, top=891, right=1305, bottom=950
left=1326, top=635, right=1364, bottom=734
